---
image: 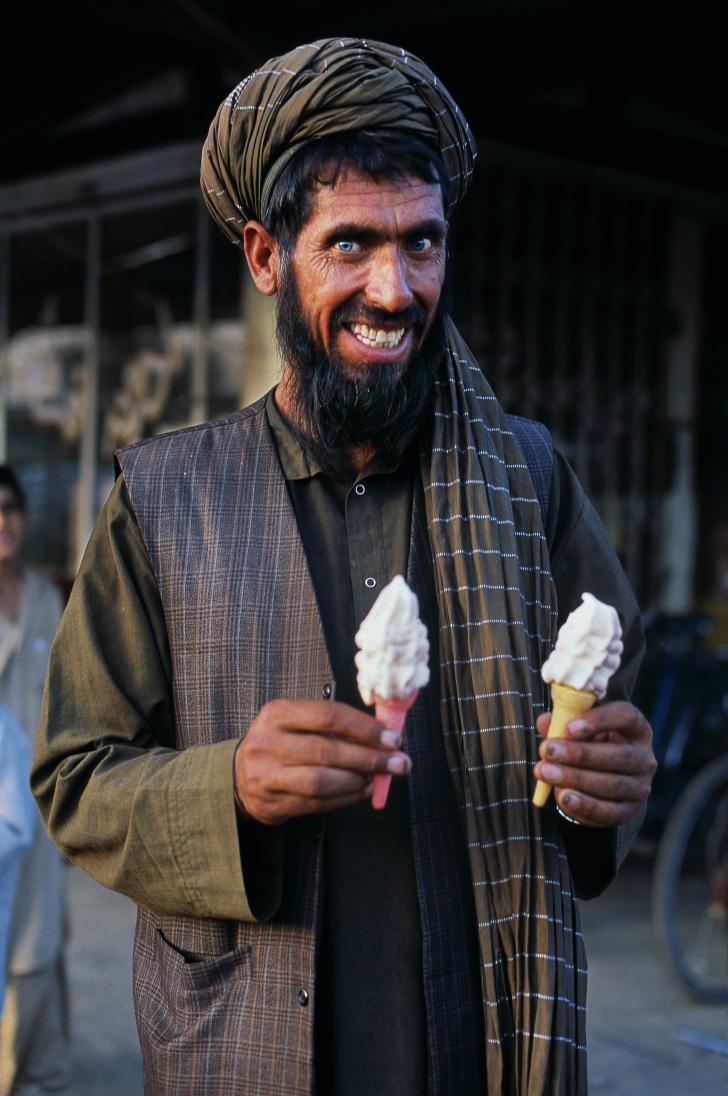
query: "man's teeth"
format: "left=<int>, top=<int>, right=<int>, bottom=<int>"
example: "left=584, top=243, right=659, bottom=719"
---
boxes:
left=350, top=323, right=405, bottom=349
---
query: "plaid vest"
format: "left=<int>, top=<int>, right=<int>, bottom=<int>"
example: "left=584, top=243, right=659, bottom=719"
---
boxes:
left=118, top=396, right=485, bottom=1093
left=118, top=396, right=560, bottom=1095
left=120, top=400, right=327, bottom=1095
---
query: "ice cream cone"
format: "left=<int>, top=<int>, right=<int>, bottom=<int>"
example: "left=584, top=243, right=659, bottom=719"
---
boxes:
left=532, top=682, right=597, bottom=807
left=372, top=691, right=418, bottom=810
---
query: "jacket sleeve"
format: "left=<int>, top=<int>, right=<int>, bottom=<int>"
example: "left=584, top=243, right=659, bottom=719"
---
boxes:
left=31, top=476, right=282, bottom=923
left=545, top=450, right=646, bottom=899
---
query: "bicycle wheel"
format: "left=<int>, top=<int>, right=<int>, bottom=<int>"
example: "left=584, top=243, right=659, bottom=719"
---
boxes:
left=652, top=754, right=728, bottom=1003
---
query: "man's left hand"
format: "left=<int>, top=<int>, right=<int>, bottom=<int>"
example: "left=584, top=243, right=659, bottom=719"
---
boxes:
left=533, top=701, right=657, bottom=827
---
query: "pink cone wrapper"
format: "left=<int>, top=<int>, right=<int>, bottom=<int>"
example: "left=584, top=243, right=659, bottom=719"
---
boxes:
left=372, top=692, right=419, bottom=810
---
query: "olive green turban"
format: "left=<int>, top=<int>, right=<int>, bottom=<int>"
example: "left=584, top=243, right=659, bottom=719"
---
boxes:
left=200, top=37, right=476, bottom=244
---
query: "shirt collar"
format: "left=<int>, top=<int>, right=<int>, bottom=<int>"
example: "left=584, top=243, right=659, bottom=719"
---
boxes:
left=265, top=389, right=320, bottom=482
left=265, top=388, right=409, bottom=484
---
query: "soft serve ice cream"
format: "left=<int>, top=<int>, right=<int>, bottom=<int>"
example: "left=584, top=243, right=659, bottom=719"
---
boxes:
left=541, top=592, right=623, bottom=699
left=533, top=592, right=623, bottom=808
left=354, top=575, right=429, bottom=808
left=355, top=574, right=430, bottom=706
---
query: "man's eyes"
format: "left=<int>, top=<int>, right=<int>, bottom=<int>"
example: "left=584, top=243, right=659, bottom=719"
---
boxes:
left=332, top=237, right=435, bottom=253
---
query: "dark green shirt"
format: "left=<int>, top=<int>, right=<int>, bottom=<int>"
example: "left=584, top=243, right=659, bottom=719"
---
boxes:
left=266, top=395, right=430, bottom=1095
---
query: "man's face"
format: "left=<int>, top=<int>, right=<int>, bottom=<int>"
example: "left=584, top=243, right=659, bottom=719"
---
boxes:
left=287, top=167, right=448, bottom=384
left=0, top=487, right=27, bottom=566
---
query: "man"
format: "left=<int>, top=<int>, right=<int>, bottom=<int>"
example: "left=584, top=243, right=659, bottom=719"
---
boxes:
left=0, top=467, right=67, bottom=1095
left=32, top=39, right=656, bottom=1096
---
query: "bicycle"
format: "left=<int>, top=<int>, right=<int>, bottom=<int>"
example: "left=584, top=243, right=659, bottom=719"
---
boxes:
left=651, top=753, right=728, bottom=1003
left=631, top=614, right=728, bottom=1002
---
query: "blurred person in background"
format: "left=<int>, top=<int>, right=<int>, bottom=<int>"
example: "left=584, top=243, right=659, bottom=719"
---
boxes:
left=0, top=467, right=67, bottom=1096
left=0, top=704, right=35, bottom=1013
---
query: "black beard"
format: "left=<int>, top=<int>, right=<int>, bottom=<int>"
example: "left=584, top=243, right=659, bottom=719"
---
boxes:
left=275, top=262, right=448, bottom=481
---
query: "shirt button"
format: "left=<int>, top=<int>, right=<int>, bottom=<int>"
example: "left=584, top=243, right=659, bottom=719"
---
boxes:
left=321, top=683, right=332, bottom=700
left=365, top=577, right=377, bottom=589
left=355, top=483, right=366, bottom=496
left=298, top=987, right=309, bottom=1007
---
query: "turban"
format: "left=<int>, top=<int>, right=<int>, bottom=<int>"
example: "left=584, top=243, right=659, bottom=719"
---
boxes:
left=200, top=37, right=476, bottom=243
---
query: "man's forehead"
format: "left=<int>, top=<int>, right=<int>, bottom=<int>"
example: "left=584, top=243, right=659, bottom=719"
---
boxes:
left=306, top=166, right=446, bottom=227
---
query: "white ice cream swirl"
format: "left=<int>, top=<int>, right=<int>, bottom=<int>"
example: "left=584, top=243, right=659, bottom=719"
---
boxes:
left=354, top=574, right=430, bottom=705
left=541, top=592, right=623, bottom=699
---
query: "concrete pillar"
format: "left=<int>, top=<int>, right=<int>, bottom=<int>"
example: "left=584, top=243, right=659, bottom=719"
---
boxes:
left=74, top=216, right=102, bottom=572
left=239, top=272, right=279, bottom=407
left=191, top=203, right=211, bottom=426
left=0, top=234, right=8, bottom=463
left=659, top=217, right=703, bottom=612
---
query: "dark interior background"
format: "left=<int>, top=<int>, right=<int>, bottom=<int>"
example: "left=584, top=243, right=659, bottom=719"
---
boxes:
left=1, top=0, right=725, bottom=617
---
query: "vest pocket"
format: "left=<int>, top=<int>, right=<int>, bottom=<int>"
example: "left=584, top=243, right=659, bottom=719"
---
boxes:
left=139, top=928, right=254, bottom=1051
left=156, top=929, right=253, bottom=989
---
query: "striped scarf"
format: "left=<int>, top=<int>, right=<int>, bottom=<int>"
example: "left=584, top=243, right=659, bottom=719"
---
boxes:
left=427, top=320, right=587, bottom=1094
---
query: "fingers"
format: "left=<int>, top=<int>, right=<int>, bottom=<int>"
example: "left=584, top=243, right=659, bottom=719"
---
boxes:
left=250, top=699, right=411, bottom=775
left=538, top=736, right=650, bottom=775
left=235, top=698, right=414, bottom=825
left=551, top=788, right=644, bottom=828
left=274, top=730, right=411, bottom=775
left=236, top=750, right=376, bottom=825
left=535, top=712, right=551, bottom=736
left=260, top=698, right=395, bottom=747
left=563, top=700, right=652, bottom=743
left=533, top=700, right=656, bottom=827
left=534, top=757, right=651, bottom=806
left=538, top=701, right=652, bottom=743
left=270, top=765, right=373, bottom=801
left=534, top=730, right=655, bottom=807
left=240, top=772, right=374, bottom=826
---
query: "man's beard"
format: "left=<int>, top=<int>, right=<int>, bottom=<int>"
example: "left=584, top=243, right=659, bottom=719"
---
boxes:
left=275, top=261, right=448, bottom=481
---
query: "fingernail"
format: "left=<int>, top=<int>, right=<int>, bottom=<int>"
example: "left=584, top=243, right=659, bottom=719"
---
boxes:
left=567, top=720, right=588, bottom=737
left=363, top=782, right=374, bottom=796
left=540, top=763, right=562, bottom=782
left=546, top=742, right=564, bottom=760
left=387, top=753, right=411, bottom=775
left=562, top=792, right=580, bottom=808
left=380, top=729, right=402, bottom=749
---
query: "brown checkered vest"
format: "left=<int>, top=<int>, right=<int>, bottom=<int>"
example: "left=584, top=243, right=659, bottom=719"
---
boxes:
left=118, top=397, right=447, bottom=1095
left=118, top=398, right=330, bottom=1094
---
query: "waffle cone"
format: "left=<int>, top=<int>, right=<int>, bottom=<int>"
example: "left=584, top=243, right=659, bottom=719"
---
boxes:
left=371, top=691, right=419, bottom=810
left=532, top=682, right=597, bottom=807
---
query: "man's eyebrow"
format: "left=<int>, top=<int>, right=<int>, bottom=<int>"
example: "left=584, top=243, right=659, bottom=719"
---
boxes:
left=406, top=217, right=448, bottom=239
left=323, top=223, right=374, bottom=243
left=323, top=217, right=447, bottom=243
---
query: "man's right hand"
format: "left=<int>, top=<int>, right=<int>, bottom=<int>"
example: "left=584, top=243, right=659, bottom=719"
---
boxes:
left=233, top=699, right=413, bottom=825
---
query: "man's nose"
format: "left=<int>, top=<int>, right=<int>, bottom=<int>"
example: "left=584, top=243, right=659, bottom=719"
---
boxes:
left=364, top=247, right=414, bottom=313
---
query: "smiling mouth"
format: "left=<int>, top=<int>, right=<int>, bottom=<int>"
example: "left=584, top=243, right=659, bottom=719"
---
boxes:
left=349, top=322, right=406, bottom=349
